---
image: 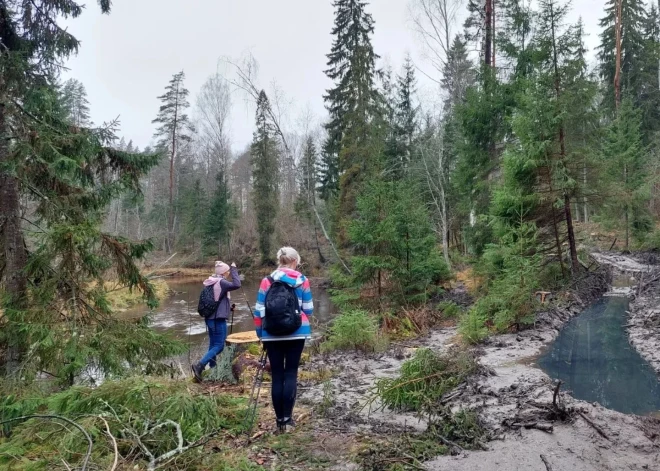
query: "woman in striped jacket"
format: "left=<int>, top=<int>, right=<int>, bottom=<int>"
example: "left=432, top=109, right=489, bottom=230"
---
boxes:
left=254, top=247, right=313, bottom=433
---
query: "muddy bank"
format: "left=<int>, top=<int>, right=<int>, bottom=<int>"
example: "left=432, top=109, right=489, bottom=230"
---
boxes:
left=594, top=251, right=660, bottom=375
left=295, top=267, right=659, bottom=470
left=427, top=267, right=659, bottom=470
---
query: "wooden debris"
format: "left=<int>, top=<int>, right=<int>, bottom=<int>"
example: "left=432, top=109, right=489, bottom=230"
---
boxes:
left=578, top=412, right=610, bottom=441
left=540, top=454, right=554, bottom=471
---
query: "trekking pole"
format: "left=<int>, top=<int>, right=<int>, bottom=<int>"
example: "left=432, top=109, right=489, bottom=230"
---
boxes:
left=241, top=287, right=254, bottom=316
left=244, top=347, right=267, bottom=437
left=229, top=303, right=236, bottom=335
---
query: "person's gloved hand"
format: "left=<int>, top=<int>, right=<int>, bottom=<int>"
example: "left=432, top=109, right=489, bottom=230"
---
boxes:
left=231, top=303, right=236, bottom=311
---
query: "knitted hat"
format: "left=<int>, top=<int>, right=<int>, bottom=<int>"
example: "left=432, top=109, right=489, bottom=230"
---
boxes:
left=214, top=261, right=230, bottom=276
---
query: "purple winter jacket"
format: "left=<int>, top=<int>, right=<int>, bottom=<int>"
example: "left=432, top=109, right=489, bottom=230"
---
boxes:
left=202, top=266, right=241, bottom=320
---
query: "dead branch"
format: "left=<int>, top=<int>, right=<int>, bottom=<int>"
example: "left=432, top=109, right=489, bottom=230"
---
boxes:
left=578, top=412, right=610, bottom=441
left=144, top=253, right=178, bottom=277
left=552, top=381, right=562, bottom=409
left=92, top=416, right=119, bottom=471
left=510, top=422, right=554, bottom=433
left=540, top=454, right=554, bottom=471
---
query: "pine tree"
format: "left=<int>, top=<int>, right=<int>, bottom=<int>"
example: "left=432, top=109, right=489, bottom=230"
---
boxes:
left=203, top=171, right=234, bottom=257
left=322, top=0, right=383, bottom=233
left=251, top=91, right=280, bottom=264
left=60, top=78, right=92, bottom=127
left=152, top=71, right=193, bottom=254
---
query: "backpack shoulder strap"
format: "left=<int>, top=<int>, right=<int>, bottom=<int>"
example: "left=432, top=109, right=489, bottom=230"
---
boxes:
left=267, top=276, right=274, bottom=283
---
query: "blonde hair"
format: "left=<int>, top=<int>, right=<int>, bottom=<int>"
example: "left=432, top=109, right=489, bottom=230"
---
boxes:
left=277, top=247, right=300, bottom=268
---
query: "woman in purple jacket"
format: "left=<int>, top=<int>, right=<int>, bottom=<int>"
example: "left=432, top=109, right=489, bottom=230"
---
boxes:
left=191, top=261, right=241, bottom=382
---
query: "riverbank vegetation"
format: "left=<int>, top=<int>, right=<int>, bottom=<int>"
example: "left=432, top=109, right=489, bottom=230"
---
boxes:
left=2, top=0, right=660, bottom=469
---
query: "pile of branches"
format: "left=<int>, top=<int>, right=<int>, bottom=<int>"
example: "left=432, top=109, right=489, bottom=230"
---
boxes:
left=502, top=381, right=610, bottom=441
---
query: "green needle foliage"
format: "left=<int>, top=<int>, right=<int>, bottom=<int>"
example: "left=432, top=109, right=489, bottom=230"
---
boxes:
left=375, top=348, right=477, bottom=414
left=0, top=377, right=247, bottom=470
left=348, top=179, right=449, bottom=304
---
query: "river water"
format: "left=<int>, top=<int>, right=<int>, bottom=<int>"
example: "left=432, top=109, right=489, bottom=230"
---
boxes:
left=124, top=277, right=337, bottom=350
left=538, top=296, right=660, bottom=415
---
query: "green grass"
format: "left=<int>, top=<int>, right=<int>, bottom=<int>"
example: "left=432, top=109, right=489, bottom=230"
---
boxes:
left=321, top=309, right=388, bottom=353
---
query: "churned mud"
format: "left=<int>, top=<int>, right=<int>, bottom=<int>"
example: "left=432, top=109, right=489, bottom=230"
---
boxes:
left=289, top=266, right=660, bottom=470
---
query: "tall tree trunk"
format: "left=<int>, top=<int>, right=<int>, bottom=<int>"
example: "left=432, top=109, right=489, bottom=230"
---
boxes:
left=492, top=0, right=496, bottom=68
left=549, top=1, right=579, bottom=273
left=564, top=193, right=579, bottom=271
left=484, top=0, right=493, bottom=67
left=440, top=184, right=450, bottom=268
left=167, top=90, right=179, bottom=255
left=614, top=0, right=623, bottom=110
left=0, top=97, right=29, bottom=372
left=136, top=204, right=142, bottom=239
left=583, top=162, right=588, bottom=223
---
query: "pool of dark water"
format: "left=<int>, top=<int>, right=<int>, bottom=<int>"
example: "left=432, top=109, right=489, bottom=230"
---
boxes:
left=123, top=277, right=337, bottom=349
left=538, top=296, right=660, bottom=415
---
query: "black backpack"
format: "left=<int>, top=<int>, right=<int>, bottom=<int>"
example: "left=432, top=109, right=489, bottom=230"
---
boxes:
left=197, top=285, right=220, bottom=319
left=263, top=276, right=302, bottom=336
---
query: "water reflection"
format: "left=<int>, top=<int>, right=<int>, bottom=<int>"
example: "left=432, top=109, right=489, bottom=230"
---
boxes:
left=538, top=297, right=660, bottom=415
left=123, top=277, right=336, bottom=348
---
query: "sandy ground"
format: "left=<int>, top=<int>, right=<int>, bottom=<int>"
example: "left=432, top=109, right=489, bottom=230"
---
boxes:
left=426, top=329, right=660, bottom=471
left=294, top=266, right=660, bottom=471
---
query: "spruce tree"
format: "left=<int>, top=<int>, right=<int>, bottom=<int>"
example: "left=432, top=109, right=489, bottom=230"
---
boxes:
left=394, top=56, right=418, bottom=175
left=381, top=66, right=400, bottom=178
left=496, top=0, right=535, bottom=77
left=598, top=0, right=648, bottom=112
left=348, top=180, right=448, bottom=303
left=179, top=179, right=206, bottom=254
left=322, top=0, right=382, bottom=235
left=152, top=71, right=193, bottom=253
left=61, top=78, right=92, bottom=127
left=251, top=91, right=280, bottom=264
left=299, top=136, right=319, bottom=211
left=203, top=171, right=234, bottom=257
left=602, top=99, right=650, bottom=249
left=442, top=36, right=477, bottom=113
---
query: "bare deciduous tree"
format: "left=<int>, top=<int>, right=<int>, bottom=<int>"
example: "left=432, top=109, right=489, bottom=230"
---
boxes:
left=410, top=0, right=463, bottom=75
left=195, top=73, right=232, bottom=192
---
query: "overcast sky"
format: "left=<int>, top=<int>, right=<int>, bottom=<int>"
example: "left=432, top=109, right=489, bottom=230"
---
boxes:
left=62, top=0, right=607, bottom=152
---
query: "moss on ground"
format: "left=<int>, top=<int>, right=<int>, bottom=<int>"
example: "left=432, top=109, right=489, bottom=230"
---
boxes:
left=104, top=278, right=171, bottom=310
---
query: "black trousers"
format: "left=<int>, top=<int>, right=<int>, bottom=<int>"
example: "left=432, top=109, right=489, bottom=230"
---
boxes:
left=265, top=339, right=305, bottom=421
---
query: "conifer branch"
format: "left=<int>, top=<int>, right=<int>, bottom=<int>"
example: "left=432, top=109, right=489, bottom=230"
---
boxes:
left=0, top=415, right=93, bottom=471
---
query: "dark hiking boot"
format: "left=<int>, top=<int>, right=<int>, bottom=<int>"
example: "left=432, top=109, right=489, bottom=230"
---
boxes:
left=280, top=418, right=296, bottom=433
left=276, top=419, right=286, bottom=434
left=191, top=363, right=204, bottom=383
